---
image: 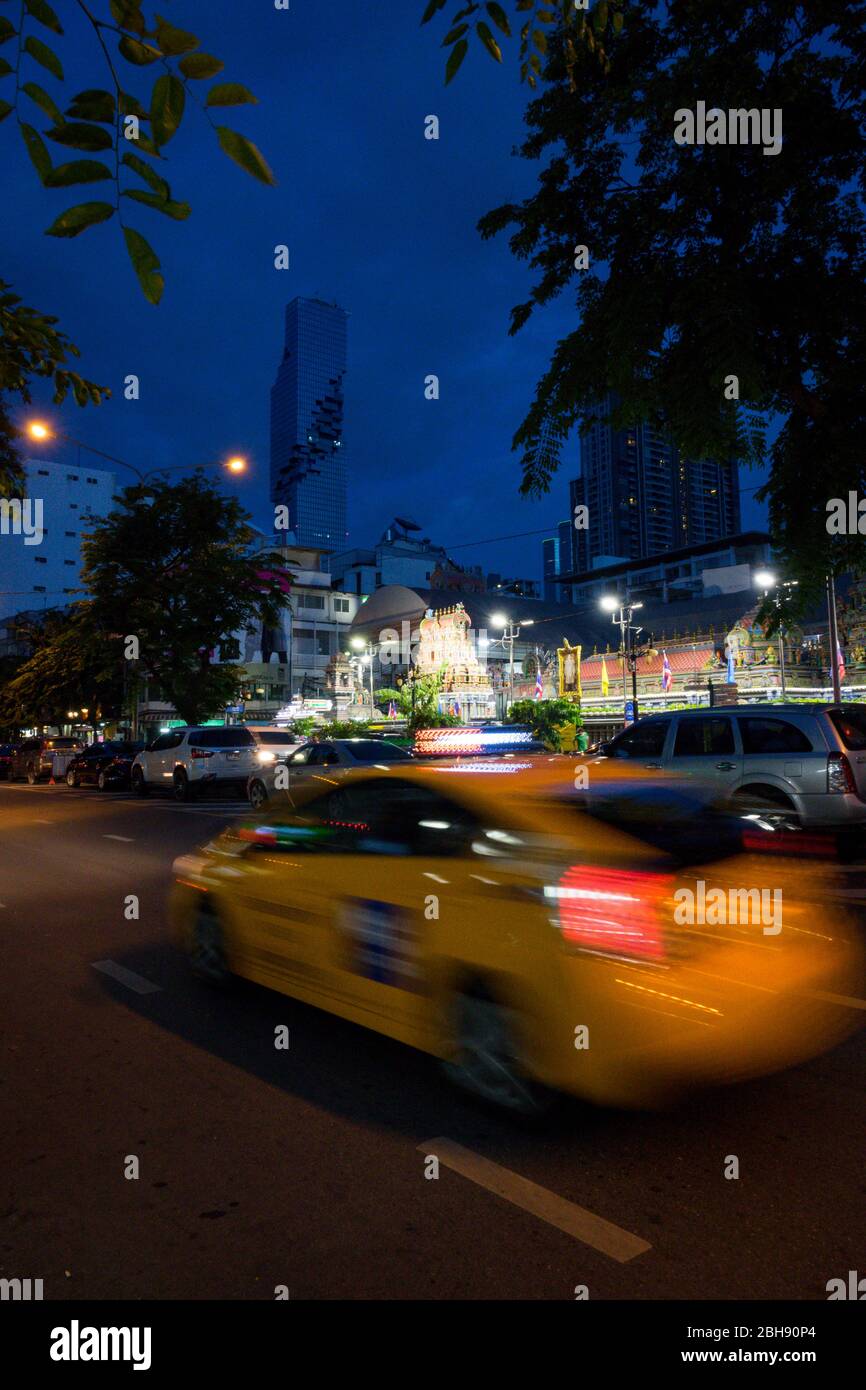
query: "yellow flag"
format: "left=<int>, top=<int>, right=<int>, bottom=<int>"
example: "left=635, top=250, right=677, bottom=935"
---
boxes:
left=600, top=656, right=609, bottom=696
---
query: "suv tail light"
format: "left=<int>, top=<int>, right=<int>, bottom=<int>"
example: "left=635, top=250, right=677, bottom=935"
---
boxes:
left=191, top=747, right=214, bottom=760
left=547, top=865, right=674, bottom=962
left=827, top=751, right=856, bottom=794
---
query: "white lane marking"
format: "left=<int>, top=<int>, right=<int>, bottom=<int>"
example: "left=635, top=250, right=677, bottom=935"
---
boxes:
left=103, top=834, right=135, bottom=842
left=810, top=990, right=866, bottom=1011
left=92, top=960, right=161, bottom=995
left=418, top=1137, right=652, bottom=1263
left=422, top=873, right=449, bottom=884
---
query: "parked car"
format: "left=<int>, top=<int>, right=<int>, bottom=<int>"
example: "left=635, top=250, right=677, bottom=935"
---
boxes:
left=65, top=741, right=146, bottom=790
left=591, top=703, right=866, bottom=830
left=0, top=742, right=18, bottom=780
left=131, top=726, right=260, bottom=801
left=247, top=737, right=414, bottom=809
left=9, top=736, right=84, bottom=784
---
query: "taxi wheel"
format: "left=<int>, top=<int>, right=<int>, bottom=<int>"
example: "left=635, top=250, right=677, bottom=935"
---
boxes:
left=66, top=769, right=79, bottom=787
left=131, top=766, right=148, bottom=797
left=173, top=770, right=193, bottom=803
left=190, top=907, right=231, bottom=986
left=443, top=989, right=552, bottom=1117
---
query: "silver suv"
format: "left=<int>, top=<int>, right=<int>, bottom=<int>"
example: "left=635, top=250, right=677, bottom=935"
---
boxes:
left=595, top=704, right=866, bottom=831
left=131, top=726, right=259, bottom=801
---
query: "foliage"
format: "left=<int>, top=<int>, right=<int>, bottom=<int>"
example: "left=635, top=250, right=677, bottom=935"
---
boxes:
left=0, top=394, right=25, bottom=495
left=421, top=0, right=620, bottom=89
left=0, top=0, right=275, bottom=304
left=0, top=279, right=111, bottom=419
left=506, top=695, right=580, bottom=749
left=79, top=472, right=292, bottom=725
left=378, top=671, right=463, bottom=731
left=427, top=1, right=866, bottom=609
left=0, top=603, right=124, bottom=729
left=317, top=719, right=374, bottom=739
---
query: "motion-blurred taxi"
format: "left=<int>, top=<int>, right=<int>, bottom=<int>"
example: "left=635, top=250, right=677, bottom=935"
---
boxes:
left=170, top=762, right=864, bottom=1115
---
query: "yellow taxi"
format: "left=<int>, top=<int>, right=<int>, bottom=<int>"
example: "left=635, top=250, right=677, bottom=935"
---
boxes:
left=170, top=761, right=864, bottom=1115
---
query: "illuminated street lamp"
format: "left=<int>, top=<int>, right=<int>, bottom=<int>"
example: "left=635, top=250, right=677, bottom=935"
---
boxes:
left=599, top=595, right=644, bottom=726
left=349, top=635, right=375, bottom=710
left=25, top=420, right=248, bottom=485
left=491, top=613, right=533, bottom=712
left=754, top=571, right=797, bottom=700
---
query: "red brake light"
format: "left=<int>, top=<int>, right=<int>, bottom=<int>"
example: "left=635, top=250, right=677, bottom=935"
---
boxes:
left=552, top=865, right=673, bottom=961
left=828, top=751, right=857, bottom=794
left=191, top=747, right=214, bottom=760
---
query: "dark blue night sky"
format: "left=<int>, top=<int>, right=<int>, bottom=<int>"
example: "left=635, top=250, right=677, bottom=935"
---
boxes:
left=5, top=0, right=767, bottom=579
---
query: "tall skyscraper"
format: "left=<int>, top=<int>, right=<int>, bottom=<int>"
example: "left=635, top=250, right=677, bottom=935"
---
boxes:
left=270, top=296, right=348, bottom=550
left=569, top=393, right=740, bottom=574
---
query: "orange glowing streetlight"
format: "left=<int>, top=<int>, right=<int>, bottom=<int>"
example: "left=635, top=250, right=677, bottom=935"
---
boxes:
left=24, top=419, right=250, bottom=483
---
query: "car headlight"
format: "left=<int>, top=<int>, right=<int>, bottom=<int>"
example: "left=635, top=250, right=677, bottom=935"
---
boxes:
left=257, top=750, right=276, bottom=763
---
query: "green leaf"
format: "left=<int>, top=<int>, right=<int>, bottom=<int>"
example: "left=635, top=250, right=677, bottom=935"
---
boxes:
left=205, top=82, right=258, bottom=108
left=612, top=11, right=623, bottom=35
left=23, top=34, right=63, bottom=80
left=476, top=21, right=502, bottom=62
left=45, top=201, right=114, bottom=238
left=123, top=226, right=164, bottom=304
left=66, top=88, right=115, bottom=123
left=118, top=91, right=149, bottom=120
left=0, top=97, right=12, bottom=122
left=442, top=24, right=469, bottom=46
left=0, top=57, right=13, bottom=76
left=24, top=0, right=63, bottom=35
left=151, top=73, right=184, bottom=146
left=215, top=125, right=276, bottom=185
left=118, top=35, right=162, bottom=65
left=132, top=130, right=161, bottom=158
left=45, top=159, right=112, bottom=187
left=178, top=52, right=223, bottom=80
left=22, top=79, right=64, bottom=125
left=154, top=13, right=198, bottom=56
left=122, top=188, right=191, bottom=220
left=0, top=17, right=17, bottom=45
left=445, top=38, right=469, bottom=84
left=533, top=28, right=548, bottom=54
left=421, top=0, right=448, bottom=22
left=20, top=122, right=52, bottom=181
left=594, top=1, right=608, bottom=34
left=109, top=0, right=145, bottom=35
left=122, top=150, right=168, bottom=198
left=47, top=121, right=113, bottom=151
left=485, top=3, right=512, bottom=37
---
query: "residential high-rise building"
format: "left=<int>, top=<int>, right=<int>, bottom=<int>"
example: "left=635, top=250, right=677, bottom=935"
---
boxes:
left=270, top=296, right=348, bottom=551
left=0, top=458, right=116, bottom=622
left=568, top=394, right=741, bottom=577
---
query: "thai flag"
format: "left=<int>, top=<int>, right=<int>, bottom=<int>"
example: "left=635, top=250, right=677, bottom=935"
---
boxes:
left=535, top=665, right=543, bottom=700
left=662, top=652, right=672, bottom=692
left=837, top=644, right=846, bottom=684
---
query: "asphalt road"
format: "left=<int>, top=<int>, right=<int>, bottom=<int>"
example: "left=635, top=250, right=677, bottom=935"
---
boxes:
left=1, top=781, right=865, bottom=1301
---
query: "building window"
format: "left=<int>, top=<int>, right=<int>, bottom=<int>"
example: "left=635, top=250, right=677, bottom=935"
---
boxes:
left=37, top=469, right=49, bottom=477
left=67, top=474, right=79, bottom=482
left=333, top=596, right=350, bottom=614
left=65, top=531, right=76, bottom=538
left=301, top=593, right=326, bottom=610
left=34, top=556, right=47, bottom=564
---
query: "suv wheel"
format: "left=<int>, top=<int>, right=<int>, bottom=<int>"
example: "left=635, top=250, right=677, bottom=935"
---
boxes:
left=442, top=987, right=553, bottom=1117
left=732, top=787, right=800, bottom=832
left=66, top=769, right=79, bottom=788
left=173, top=769, right=192, bottom=803
left=26, top=764, right=39, bottom=785
left=131, top=765, right=148, bottom=797
left=97, top=769, right=108, bottom=791
left=248, top=778, right=268, bottom=810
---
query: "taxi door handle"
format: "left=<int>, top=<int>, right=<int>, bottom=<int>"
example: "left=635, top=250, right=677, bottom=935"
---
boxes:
left=716, top=761, right=736, bottom=770
left=644, top=762, right=662, bottom=769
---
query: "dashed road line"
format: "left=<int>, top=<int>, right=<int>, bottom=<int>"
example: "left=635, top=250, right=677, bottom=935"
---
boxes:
left=418, top=1137, right=652, bottom=1263
left=91, top=960, right=161, bottom=995
left=103, top=834, right=135, bottom=843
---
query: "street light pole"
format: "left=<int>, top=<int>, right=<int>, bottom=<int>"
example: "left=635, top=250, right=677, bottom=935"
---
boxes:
left=490, top=615, right=534, bottom=714
left=24, top=422, right=248, bottom=485
left=600, top=596, right=643, bottom=727
left=755, top=571, right=798, bottom=701
left=827, top=572, right=842, bottom=703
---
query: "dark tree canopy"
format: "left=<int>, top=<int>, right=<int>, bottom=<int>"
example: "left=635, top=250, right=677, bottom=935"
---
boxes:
left=439, top=1, right=866, bottom=606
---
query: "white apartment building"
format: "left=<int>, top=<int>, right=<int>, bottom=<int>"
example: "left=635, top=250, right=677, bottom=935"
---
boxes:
left=0, top=458, right=116, bottom=622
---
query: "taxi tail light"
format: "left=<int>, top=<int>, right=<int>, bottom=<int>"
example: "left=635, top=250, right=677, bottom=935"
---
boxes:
left=827, top=751, right=856, bottom=794
left=191, top=747, right=214, bottom=760
left=553, top=865, right=673, bottom=962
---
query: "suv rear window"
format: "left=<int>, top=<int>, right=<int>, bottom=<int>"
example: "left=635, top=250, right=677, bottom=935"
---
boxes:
left=828, top=708, right=866, bottom=751
left=191, top=729, right=256, bottom=748
left=738, top=717, right=813, bottom=754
